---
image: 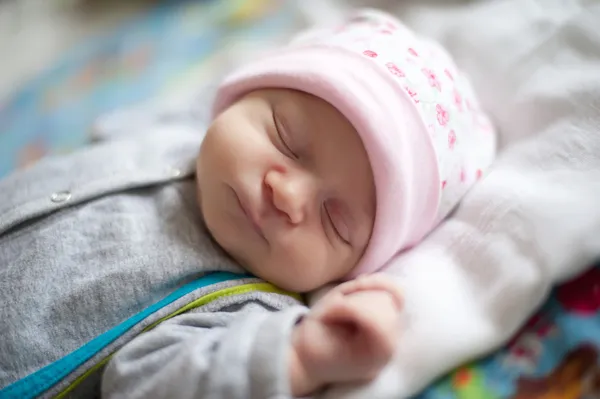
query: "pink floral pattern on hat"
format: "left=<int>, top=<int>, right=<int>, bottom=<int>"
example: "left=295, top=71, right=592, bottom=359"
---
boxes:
left=325, top=9, right=496, bottom=221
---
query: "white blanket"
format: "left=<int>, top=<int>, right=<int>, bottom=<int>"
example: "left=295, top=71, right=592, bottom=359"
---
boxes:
left=313, top=0, right=600, bottom=398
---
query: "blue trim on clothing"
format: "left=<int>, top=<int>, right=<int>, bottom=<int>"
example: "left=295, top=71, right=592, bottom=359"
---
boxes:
left=0, top=271, right=248, bottom=399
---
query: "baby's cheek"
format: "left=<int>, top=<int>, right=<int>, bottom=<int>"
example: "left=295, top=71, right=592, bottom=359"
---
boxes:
left=266, top=241, right=327, bottom=288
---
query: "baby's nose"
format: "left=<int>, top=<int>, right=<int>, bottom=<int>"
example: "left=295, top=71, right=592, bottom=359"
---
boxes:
left=264, top=169, right=315, bottom=225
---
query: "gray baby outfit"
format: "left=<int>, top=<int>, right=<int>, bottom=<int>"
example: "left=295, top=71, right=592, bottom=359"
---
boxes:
left=0, top=128, right=306, bottom=399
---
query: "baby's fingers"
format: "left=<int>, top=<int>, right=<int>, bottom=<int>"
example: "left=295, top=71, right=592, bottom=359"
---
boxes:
left=321, top=293, right=398, bottom=342
left=322, top=292, right=400, bottom=371
left=336, top=274, right=403, bottom=310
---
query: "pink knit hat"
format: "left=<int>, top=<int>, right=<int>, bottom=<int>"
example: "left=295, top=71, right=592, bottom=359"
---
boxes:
left=212, top=9, right=496, bottom=278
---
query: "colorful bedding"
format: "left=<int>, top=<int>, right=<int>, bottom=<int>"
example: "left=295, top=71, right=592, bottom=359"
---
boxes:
left=0, top=1, right=598, bottom=398
left=419, top=267, right=600, bottom=399
left=0, top=0, right=298, bottom=177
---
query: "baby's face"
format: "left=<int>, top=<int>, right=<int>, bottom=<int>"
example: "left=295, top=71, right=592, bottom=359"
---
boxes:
left=197, top=89, right=375, bottom=292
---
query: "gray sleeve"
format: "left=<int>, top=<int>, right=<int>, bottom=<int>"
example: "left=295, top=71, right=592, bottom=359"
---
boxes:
left=102, top=304, right=308, bottom=399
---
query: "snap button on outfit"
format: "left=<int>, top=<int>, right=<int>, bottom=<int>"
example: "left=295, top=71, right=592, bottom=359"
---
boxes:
left=50, top=191, right=72, bottom=203
left=168, top=167, right=182, bottom=178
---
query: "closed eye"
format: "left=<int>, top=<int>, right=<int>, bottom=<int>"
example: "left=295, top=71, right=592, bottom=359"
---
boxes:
left=272, top=110, right=298, bottom=159
left=325, top=203, right=351, bottom=246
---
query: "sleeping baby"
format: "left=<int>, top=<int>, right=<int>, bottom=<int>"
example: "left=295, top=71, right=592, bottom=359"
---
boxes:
left=0, top=9, right=495, bottom=399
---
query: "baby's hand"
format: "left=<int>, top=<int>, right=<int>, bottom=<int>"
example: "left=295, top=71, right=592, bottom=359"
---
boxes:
left=289, top=274, right=403, bottom=396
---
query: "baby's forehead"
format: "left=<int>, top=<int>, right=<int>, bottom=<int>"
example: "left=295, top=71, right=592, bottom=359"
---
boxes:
left=271, top=90, right=353, bottom=130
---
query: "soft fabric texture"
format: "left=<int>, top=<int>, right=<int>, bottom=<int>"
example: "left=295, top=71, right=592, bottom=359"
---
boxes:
left=212, top=9, right=496, bottom=277
left=0, top=127, right=306, bottom=398
left=308, top=0, right=600, bottom=398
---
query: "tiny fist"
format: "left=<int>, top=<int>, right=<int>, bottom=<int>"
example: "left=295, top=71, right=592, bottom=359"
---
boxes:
left=293, top=274, right=404, bottom=388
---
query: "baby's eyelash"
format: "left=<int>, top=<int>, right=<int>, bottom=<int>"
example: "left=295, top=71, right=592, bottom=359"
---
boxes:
left=325, top=204, right=351, bottom=246
left=272, top=111, right=298, bottom=159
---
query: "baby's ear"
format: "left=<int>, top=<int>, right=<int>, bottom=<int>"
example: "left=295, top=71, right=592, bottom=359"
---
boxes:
left=306, top=283, right=339, bottom=307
